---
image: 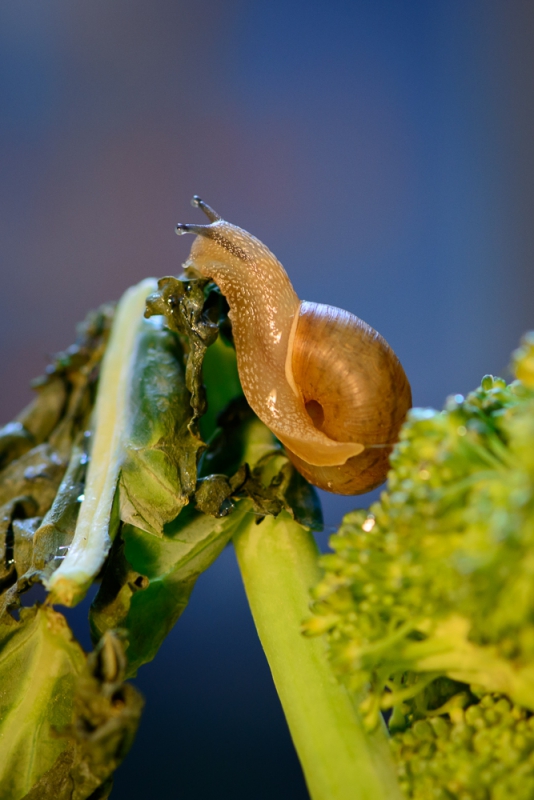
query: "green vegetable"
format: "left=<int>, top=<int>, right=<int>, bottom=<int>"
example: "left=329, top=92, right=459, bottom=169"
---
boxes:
left=0, top=444, right=66, bottom=517
left=48, top=279, right=157, bottom=606
left=145, top=275, right=220, bottom=424
left=30, top=434, right=89, bottom=584
left=0, top=606, right=85, bottom=798
left=119, top=315, right=203, bottom=536
left=391, top=692, right=534, bottom=799
left=0, top=607, right=142, bottom=800
left=90, top=502, right=251, bottom=677
left=0, top=303, right=114, bottom=620
left=235, top=510, right=402, bottom=800
left=0, top=300, right=146, bottom=800
left=305, top=333, right=534, bottom=797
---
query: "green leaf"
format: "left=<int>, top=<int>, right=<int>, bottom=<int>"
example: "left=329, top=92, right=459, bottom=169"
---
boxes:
left=0, top=619, right=143, bottom=800
left=30, top=434, right=89, bottom=583
left=145, top=275, right=219, bottom=423
left=119, top=316, right=203, bottom=537
left=199, top=325, right=242, bottom=441
left=14, top=378, right=68, bottom=454
left=0, top=302, right=116, bottom=617
left=90, top=501, right=251, bottom=677
left=0, top=443, right=66, bottom=517
left=0, top=606, right=85, bottom=800
left=200, top=396, right=323, bottom=530
left=0, top=606, right=142, bottom=800
left=90, top=382, right=322, bottom=677
left=0, top=422, right=36, bottom=473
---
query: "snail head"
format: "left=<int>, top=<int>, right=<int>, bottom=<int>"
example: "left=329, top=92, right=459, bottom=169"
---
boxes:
left=175, top=196, right=281, bottom=283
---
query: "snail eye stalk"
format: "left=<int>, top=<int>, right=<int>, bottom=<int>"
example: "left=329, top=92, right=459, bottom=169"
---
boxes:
left=175, top=223, right=213, bottom=237
left=191, top=195, right=221, bottom=222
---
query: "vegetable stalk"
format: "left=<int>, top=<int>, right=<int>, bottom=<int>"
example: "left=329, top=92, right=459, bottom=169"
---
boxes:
left=48, top=278, right=157, bottom=606
left=233, top=511, right=401, bottom=800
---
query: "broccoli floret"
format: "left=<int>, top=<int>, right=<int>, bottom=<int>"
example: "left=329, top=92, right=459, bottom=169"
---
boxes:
left=392, top=692, right=534, bottom=800
left=304, top=333, right=534, bottom=796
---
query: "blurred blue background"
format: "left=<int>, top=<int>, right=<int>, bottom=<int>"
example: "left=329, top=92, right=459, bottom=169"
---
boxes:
left=1, top=1, right=534, bottom=797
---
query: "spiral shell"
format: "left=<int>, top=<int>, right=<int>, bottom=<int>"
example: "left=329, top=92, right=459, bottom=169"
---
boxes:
left=286, top=301, right=411, bottom=493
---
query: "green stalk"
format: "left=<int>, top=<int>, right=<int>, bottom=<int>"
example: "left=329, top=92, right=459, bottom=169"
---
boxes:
left=233, top=511, right=402, bottom=800
left=48, top=279, right=157, bottom=606
left=402, top=617, right=534, bottom=712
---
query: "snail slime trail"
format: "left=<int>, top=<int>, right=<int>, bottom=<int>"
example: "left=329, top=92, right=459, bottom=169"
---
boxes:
left=175, top=196, right=412, bottom=495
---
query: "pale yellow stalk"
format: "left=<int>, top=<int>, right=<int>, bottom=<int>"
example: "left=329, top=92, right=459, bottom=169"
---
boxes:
left=48, top=279, right=157, bottom=606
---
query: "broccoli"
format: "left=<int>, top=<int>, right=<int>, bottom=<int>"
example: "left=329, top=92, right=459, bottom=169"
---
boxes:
left=392, top=692, right=534, bottom=799
left=304, top=333, right=534, bottom=797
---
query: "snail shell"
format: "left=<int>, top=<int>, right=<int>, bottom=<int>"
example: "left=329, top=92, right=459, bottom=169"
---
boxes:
left=176, top=197, right=411, bottom=495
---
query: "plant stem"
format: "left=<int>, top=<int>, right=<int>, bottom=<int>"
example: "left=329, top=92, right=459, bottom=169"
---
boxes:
left=48, top=278, right=157, bottom=606
left=233, top=511, right=402, bottom=800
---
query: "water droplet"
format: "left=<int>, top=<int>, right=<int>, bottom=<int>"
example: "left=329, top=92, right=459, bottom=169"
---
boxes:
left=362, top=516, right=376, bottom=532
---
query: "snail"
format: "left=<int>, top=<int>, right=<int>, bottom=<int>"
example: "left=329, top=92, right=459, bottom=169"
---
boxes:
left=175, top=197, right=412, bottom=495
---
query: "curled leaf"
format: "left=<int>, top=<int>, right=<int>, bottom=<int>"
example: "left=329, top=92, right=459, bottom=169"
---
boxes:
left=145, top=276, right=219, bottom=422
left=119, top=316, right=203, bottom=536
left=30, top=434, right=90, bottom=583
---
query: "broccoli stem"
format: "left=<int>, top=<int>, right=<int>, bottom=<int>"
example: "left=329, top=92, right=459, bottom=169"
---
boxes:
left=233, top=511, right=402, bottom=800
left=402, top=617, right=534, bottom=712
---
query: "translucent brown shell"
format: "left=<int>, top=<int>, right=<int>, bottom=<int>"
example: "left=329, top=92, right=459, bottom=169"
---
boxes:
left=286, top=301, right=412, bottom=494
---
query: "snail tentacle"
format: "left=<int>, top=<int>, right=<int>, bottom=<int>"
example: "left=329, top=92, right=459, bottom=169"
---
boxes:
left=191, top=195, right=221, bottom=222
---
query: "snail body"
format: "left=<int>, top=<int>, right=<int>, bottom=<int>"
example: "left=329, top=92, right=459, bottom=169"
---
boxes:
left=176, top=197, right=411, bottom=495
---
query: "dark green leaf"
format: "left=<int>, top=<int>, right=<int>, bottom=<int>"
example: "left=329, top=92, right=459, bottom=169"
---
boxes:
left=0, top=498, right=38, bottom=595
left=30, top=434, right=90, bottom=583
left=0, top=444, right=66, bottom=516
left=15, top=378, right=68, bottom=451
left=119, top=317, right=203, bottom=537
left=199, top=326, right=242, bottom=441
left=16, top=303, right=115, bottom=461
left=194, top=466, right=248, bottom=517
left=90, top=502, right=250, bottom=677
left=0, top=422, right=35, bottom=472
left=201, top=396, right=323, bottom=530
left=145, top=275, right=219, bottom=422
